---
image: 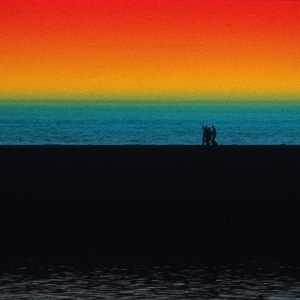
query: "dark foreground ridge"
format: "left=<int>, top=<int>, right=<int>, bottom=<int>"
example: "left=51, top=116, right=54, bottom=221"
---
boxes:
left=1, top=145, right=300, bottom=258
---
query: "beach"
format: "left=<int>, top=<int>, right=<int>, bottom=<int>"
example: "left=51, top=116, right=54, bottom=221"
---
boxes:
left=1, top=145, right=300, bottom=257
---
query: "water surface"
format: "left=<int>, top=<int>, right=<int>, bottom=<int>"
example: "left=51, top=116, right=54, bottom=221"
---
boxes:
left=1, top=100, right=299, bottom=145
left=1, top=253, right=300, bottom=299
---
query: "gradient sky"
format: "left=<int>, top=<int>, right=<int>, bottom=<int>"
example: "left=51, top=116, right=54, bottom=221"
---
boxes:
left=1, top=0, right=300, bottom=101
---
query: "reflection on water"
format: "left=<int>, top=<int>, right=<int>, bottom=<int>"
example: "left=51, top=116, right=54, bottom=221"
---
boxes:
left=1, top=254, right=300, bottom=299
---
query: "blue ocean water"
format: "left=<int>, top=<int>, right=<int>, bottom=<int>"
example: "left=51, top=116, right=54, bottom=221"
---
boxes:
left=0, top=100, right=299, bottom=145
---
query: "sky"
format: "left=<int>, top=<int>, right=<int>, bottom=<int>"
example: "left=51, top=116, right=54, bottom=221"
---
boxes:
left=1, top=0, right=300, bottom=101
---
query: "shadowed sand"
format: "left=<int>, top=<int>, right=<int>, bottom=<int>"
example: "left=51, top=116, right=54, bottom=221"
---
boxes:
left=0, top=145, right=299, bottom=257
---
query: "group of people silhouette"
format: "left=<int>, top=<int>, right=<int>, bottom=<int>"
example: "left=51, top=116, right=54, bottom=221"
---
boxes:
left=202, top=125, right=217, bottom=146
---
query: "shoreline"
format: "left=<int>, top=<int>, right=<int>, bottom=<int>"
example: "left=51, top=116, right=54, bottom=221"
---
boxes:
left=1, top=145, right=300, bottom=256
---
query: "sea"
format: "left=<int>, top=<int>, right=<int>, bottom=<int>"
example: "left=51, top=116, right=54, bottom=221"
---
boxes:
left=1, top=252, right=300, bottom=300
left=0, top=99, right=300, bottom=145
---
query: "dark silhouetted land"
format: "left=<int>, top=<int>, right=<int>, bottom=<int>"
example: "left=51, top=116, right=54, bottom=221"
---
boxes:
left=1, top=145, right=299, bottom=258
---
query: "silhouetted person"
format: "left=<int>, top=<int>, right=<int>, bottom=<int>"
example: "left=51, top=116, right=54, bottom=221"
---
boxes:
left=211, top=125, right=217, bottom=145
left=202, top=126, right=206, bottom=145
left=205, top=126, right=211, bottom=146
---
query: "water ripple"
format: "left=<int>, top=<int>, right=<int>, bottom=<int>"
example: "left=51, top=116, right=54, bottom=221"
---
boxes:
left=1, top=254, right=300, bottom=299
left=1, top=101, right=300, bottom=145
